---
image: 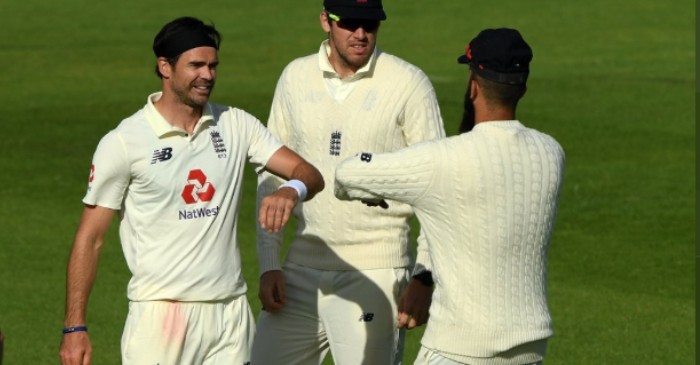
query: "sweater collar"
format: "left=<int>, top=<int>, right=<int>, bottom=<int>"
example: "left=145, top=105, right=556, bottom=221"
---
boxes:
left=474, top=120, right=524, bottom=130
left=317, top=40, right=379, bottom=81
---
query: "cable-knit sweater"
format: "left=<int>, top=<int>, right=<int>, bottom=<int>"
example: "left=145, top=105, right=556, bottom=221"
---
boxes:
left=335, top=121, right=565, bottom=364
left=257, top=42, right=445, bottom=273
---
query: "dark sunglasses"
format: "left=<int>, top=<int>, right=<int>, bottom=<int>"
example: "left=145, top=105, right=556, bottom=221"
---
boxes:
left=334, top=17, right=380, bottom=32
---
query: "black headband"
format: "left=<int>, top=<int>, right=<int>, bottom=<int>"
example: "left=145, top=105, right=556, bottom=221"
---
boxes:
left=153, top=30, right=218, bottom=58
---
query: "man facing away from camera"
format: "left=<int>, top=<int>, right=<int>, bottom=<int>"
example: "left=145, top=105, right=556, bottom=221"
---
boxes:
left=59, top=16, right=324, bottom=365
left=335, top=28, right=565, bottom=365
left=252, top=0, right=446, bottom=363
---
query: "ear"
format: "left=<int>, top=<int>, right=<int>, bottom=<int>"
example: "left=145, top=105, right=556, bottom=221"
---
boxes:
left=157, top=57, right=173, bottom=79
left=470, top=76, right=479, bottom=100
left=320, top=11, right=332, bottom=33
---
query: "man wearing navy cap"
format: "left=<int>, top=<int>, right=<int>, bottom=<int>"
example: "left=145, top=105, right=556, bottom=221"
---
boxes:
left=59, top=16, right=324, bottom=365
left=334, top=28, right=565, bottom=365
left=253, top=0, right=445, bottom=363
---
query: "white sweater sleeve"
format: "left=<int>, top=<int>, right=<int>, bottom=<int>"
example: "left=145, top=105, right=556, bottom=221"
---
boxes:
left=400, top=70, right=446, bottom=144
left=256, top=67, right=293, bottom=274
left=334, top=141, right=437, bottom=208
left=399, top=71, right=445, bottom=274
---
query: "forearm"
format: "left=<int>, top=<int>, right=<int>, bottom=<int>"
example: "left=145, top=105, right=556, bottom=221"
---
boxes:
left=63, top=205, right=113, bottom=327
left=288, top=159, right=324, bottom=201
left=262, top=146, right=325, bottom=202
left=64, top=238, right=101, bottom=326
left=334, top=147, right=435, bottom=205
left=256, top=172, right=286, bottom=273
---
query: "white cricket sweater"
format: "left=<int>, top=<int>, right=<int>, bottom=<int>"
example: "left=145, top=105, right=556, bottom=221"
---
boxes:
left=257, top=42, right=445, bottom=273
left=335, top=121, right=565, bottom=364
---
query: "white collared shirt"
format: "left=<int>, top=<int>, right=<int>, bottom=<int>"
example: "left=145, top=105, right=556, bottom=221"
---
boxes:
left=84, top=92, right=283, bottom=301
left=317, top=40, right=378, bottom=102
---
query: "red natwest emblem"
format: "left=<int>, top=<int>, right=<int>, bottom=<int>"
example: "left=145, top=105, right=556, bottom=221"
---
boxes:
left=181, top=169, right=215, bottom=204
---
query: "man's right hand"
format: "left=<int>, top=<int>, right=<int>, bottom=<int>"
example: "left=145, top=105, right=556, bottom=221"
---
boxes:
left=258, top=270, right=287, bottom=313
left=60, top=331, right=92, bottom=365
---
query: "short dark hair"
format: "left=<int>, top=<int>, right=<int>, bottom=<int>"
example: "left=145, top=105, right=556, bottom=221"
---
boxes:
left=473, top=73, right=526, bottom=110
left=152, top=17, right=221, bottom=78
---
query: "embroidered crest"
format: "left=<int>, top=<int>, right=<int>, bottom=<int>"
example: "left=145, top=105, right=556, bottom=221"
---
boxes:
left=210, top=131, right=227, bottom=158
left=330, top=131, right=342, bottom=156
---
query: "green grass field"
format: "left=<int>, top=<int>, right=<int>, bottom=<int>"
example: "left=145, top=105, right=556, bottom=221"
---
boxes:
left=0, top=0, right=694, bottom=364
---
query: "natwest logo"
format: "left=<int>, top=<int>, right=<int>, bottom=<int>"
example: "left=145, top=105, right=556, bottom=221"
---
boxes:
left=181, top=169, right=215, bottom=204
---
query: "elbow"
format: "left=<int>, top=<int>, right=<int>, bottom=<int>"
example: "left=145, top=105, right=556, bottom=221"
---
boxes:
left=306, top=168, right=325, bottom=201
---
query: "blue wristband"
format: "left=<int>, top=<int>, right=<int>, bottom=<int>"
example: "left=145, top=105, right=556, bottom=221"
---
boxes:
left=62, top=326, right=88, bottom=334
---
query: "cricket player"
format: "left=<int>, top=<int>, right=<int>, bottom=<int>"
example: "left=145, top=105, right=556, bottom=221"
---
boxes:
left=252, top=0, right=446, bottom=363
left=59, top=16, right=324, bottom=365
left=335, top=28, right=565, bottom=365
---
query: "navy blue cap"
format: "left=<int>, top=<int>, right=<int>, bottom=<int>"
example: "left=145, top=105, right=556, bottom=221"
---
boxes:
left=323, top=0, right=386, bottom=20
left=458, top=28, right=532, bottom=85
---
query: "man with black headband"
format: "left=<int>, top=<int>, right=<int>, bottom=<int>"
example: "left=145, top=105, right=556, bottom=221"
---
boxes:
left=334, top=28, right=565, bottom=365
left=252, top=0, right=445, bottom=364
left=59, top=16, right=324, bottom=365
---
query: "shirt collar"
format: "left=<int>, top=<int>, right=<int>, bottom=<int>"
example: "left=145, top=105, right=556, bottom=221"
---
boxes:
left=145, top=92, right=215, bottom=138
left=317, top=40, right=379, bottom=80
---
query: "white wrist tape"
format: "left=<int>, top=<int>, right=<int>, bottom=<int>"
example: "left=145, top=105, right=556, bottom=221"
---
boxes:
left=279, top=179, right=307, bottom=201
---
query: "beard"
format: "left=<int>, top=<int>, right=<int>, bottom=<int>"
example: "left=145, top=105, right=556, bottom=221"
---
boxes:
left=459, top=85, right=475, bottom=134
left=174, top=82, right=213, bottom=109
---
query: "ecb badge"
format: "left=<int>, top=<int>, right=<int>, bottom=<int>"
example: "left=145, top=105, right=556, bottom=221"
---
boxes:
left=330, top=131, right=342, bottom=156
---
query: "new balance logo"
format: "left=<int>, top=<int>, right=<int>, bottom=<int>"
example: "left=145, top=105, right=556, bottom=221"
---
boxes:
left=330, top=131, right=342, bottom=156
left=151, top=147, right=173, bottom=164
left=358, top=313, right=375, bottom=322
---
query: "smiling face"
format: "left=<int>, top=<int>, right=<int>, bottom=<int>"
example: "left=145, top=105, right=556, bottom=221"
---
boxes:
left=159, top=46, right=219, bottom=109
left=320, top=11, right=380, bottom=78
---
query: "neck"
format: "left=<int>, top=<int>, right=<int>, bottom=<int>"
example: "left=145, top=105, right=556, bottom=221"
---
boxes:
left=154, top=92, right=204, bottom=135
left=474, top=100, right=516, bottom=125
left=328, top=53, right=360, bottom=79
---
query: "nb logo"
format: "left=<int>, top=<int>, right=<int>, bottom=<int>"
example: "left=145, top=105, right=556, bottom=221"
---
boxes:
left=151, top=147, right=173, bottom=164
left=360, top=153, right=372, bottom=163
left=358, top=313, right=374, bottom=322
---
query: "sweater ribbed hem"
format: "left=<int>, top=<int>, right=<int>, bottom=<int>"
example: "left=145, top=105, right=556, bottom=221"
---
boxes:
left=423, top=324, right=552, bottom=358
left=257, top=247, right=282, bottom=275
left=425, top=339, right=547, bottom=365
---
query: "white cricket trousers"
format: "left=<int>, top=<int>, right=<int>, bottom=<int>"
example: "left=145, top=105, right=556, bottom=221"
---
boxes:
left=121, top=297, right=254, bottom=365
left=251, top=261, right=409, bottom=365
